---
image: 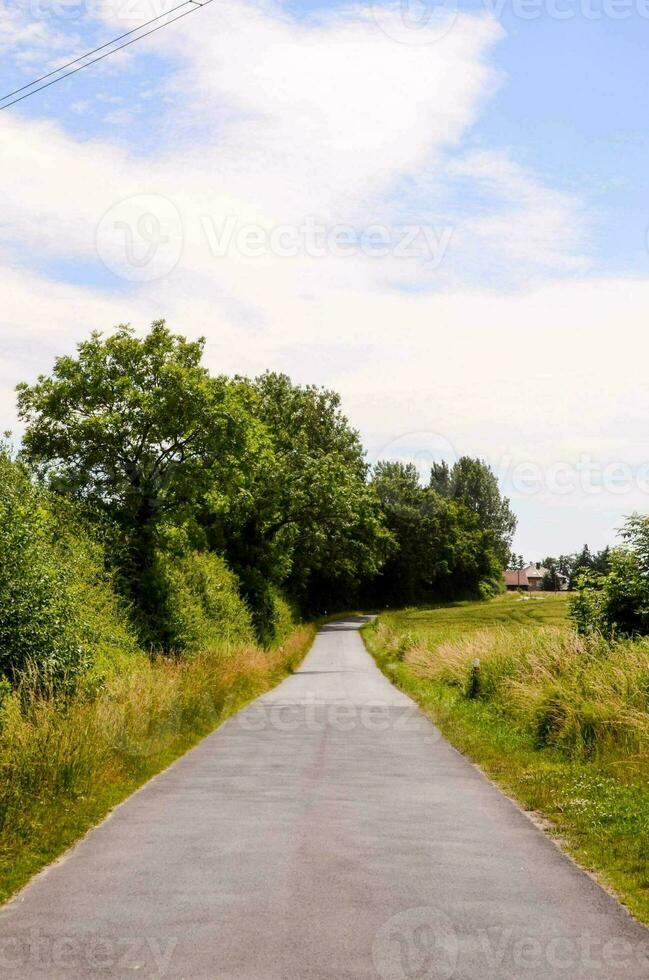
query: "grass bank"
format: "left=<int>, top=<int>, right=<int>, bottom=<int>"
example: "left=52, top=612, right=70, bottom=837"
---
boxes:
left=363, top=593, right=649, bottom=924
left=0, top=624, right=314, bottom=904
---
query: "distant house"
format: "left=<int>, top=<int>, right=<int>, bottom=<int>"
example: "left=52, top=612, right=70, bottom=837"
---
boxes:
left=504, top=568, right=529, bottom=590
left=504, top=563, right=569, bottom=592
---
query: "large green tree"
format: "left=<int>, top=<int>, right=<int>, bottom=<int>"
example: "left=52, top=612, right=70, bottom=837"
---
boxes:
left=569, top=544, right=595, bottom=588
left=204, top=372, right=390, bottom=632
left=432, top=456, right=517, bottom=567
left=17, top=322, right=260, bottom=640
left=369, top=461, right=502, bottom=606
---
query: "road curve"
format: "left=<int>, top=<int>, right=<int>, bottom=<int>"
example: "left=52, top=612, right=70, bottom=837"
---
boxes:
left=1, top=617, right=647, bottom=979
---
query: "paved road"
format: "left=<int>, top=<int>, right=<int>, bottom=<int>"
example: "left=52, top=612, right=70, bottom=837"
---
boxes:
left=1, top=617, right=648, bottom=979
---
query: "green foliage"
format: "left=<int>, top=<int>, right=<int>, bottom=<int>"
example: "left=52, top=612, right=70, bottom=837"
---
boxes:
left=267, top=591, right=296, bottom=646
left=16, top=328, right=394, bottom=644
left=569, top=570, right=607, bottom=634
left=570, top=516, right=649, bottom=637
left=13, top=321, right=522, bottom=649
left=0, top=453, right=79, bottom=681
left=429, top=460, right=451, bottom=496
left=0, top=450, right=140, bottom=685
left=205, top=371, right=391, bottom=627
left=540, top=546, right=612, bottom=590
left=435, top=456, right=517, bottom=567
left=57, top=521, right=143, bottom=686
left=17, top=322, right=257, bottom=531
left=148, top=550, right=255, bottom=654
left=541, top=558, right=561, bottom=591
left=369, top=460, right=505, bottom=606
left=17, top=321, right=262, bottom=644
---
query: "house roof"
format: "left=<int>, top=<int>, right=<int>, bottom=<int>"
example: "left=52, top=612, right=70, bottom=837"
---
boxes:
left=524, top=564, right=546, bottom=579
left=505, top=565, right=568, bottom=587
left=523, top=564, right=568, bottom=581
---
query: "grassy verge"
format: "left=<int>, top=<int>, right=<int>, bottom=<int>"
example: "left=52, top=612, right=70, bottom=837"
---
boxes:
left=363, top=594, right=649, bottom=924
left=0, top=624, right=315, bottom=904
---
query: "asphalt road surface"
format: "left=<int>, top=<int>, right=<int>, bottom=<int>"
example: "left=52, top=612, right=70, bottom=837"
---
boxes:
left=1, top=617, right=648, bottom=979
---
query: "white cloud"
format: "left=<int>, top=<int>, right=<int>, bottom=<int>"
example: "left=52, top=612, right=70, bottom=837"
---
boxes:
left=0, top=2, right=503, bottom=245
left=447, top=150, right=590, bottom=271
left=0, top=0, right=86, bottom=71
left=0, top=0, right=640, bottom=556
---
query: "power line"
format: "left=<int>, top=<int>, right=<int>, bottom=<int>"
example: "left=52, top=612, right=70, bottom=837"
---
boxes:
left=0, top=0, right=197, bottom=104
left=0, top=0, right=211, bottom=113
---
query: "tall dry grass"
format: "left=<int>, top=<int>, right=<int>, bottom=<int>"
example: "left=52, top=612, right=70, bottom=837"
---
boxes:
left=403, top=625, right=649, bottom=763
left=0, top=625, right=313, bottom=901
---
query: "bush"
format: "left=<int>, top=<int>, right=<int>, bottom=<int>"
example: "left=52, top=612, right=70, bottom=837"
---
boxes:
left=267, top=590, right=295, bottom=646
left=570, top=523, right=649, bottom=638
left=0, top=452, right=141, bottom=686
left=0, top=446, right=292, bottom=686
left=0, top=454, right=81, bottom=681
left=150, top=549, right=256, bottom=654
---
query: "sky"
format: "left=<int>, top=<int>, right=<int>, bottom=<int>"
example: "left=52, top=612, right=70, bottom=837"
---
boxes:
left=1, top=0, right=648, bottom=560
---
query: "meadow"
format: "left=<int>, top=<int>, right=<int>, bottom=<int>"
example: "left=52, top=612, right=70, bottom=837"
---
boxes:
left=363, top=593, right=649, bottom=924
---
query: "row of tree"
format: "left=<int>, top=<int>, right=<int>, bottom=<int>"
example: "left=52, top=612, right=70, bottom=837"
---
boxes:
left=370, top=460, right=515, bottom=605
left=537, top=546, right=612, bottom=591
left=15, top=322, right=516, bottom=649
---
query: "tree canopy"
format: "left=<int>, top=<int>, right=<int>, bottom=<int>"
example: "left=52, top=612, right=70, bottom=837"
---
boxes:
left=16, top=321, right=517, bottom=646
left=369, top=460, right=505, bottom=606
left=432, top=456, right=517, bottom=567
left=17, top=322, right=258, bottom=542
left=204, top=372, right=390, bottom=633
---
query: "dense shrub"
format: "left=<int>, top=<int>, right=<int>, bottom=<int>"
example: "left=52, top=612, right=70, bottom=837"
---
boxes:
left=267, top=590, right=295, bottom=645
left=56, top=524, right=144, bottom=687
left=149, top=549, right=256, bottom=654
left=0, top=453, right=142, bottom=686
left=0, top=454, right=79, bottom=680
left=0, top=445, right=293, bottom=686
left=570, top=516, right=649, bottom=638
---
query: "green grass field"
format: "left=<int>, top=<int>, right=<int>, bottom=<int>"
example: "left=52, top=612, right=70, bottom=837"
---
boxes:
left=363, top=593, right=649, bottom=925
left=380, top=591, right=570, bottom=644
